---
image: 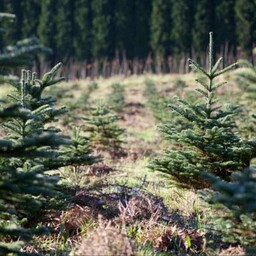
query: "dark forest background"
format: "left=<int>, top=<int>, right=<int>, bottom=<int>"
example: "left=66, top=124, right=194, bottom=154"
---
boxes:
left=1, top=0, right=256, bottom=76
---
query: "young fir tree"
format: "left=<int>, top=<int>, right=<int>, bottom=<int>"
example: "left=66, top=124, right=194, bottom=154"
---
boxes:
left=143, top=79, right=171, bottom=123
left=235, top=59, right=256, bottom=98
left=149, top=33, right=256, bottom=189
left=107, top=83, right=125, bottom=113
left=3, top=63, right=66, bottom=137
left=0, top=127, right=68, bottom=255
left=202, top=167, right=256, bottom=248
left=0, top=64, right=97, bottom=254
left=3, top=63, right=96, bottom=170
left=232, top=59, right=256, bottom=140
left=0, top=68, right=70, bottom=255
left=144, top=79, right=193, bottom=135
left=83, top=102, right=124, bottom=153
left=62, top=125, right=98, bottom=170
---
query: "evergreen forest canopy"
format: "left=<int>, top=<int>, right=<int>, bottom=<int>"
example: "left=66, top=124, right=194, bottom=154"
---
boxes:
left=0, top=0, right=256, bottom=66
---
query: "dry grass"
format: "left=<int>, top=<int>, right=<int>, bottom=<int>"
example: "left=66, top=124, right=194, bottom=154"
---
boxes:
left=72, top=221, right=136, bottom=256
left=137, top=224, right=205, bottom=253
left=114, top=191, right=167, bottom=225
left=60, top=204, right=96, bottom=233
left=219, top=245, right=246, bottom=256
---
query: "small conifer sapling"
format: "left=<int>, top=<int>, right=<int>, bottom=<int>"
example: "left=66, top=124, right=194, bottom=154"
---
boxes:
left=149, top=32, right=255, bottom=189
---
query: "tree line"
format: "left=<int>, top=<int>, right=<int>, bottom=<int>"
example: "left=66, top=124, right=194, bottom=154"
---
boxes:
left=1, top=0, right=256, bottom=65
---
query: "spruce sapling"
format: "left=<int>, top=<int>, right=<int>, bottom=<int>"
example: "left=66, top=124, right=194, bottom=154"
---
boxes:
left=3, top=64, right=96, bottom=170
left=0, top=76, right=70, bottom=255
left=149, top=32, right=256, bottom=189
left=0, top=64, right=98, bottom=254
left=107, top=83, right=125, bottom=113
left=202, top=167, right=256, bottom=248
left=143, top=79, right=171, bottom=123
left=83, top=101, right=125, bottom=154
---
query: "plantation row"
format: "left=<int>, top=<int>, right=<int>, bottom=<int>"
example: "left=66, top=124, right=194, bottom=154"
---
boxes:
left=1, top=33, right=256, bottom=255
